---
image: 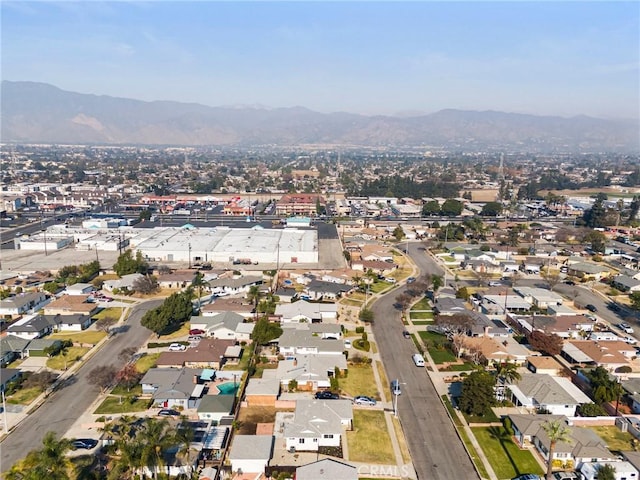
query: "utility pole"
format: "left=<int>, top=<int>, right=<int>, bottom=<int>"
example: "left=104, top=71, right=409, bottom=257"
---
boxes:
left=188, top=243, right=192, bottom=269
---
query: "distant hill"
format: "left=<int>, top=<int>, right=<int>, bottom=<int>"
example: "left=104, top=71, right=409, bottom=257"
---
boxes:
left=1, top=80, right=638, bottom=152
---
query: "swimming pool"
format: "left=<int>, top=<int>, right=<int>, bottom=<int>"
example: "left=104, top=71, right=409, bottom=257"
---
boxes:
left=217, top=382, right=239, bottom=395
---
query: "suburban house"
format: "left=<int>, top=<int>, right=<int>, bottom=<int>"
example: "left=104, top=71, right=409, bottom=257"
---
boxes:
left=244, top=378, right=280, bottom=407
left=507, top=373, right=592, bottom=416
left=276, top=354, right=347, bottom=391
left=513, top=287, right=564, bottom=309
left=200, top=297, right=254, bottom=319
left=24, top=338, right=63, bottom=358
left=48, top=314, right=93, bottom=332
left=0, top=292, right=49, bottom=318
left=44, top=295, right=99, bottom=316
left=621, top=378, right=640, bottom=414
left=296, top=459, right=358, bottom=480
left=156, top=271, right=196, bottom=289
left=0, top=368, right=22, bottom=392
left=190, top=312, right=254, bottom=342
left=303, top=280, right=352, bottom=301
left=277, top=330, right=344, bottom=357
left=196, top=394, right=235, bottom=423
left=208, top=275, right=263, bottom=296
left=567, top=262, right=614, bottom=281
left=273, top=287, right=298, bottom=303
left=580, top=461, right=639, bottom=480
left=561, top=340, right=634, bottom=371
left=103, top=273, right=144, bottom=292
left=228, top=435, right=274, bottom=476
left=526, top=356, right=566, bottom=376
left=284, top=399, right=353, bottom=452
left=433, top=297, right=468, bottom=316
left=611, top=275, right=640, bottom=293
left=155, top=339, right=236, bottom=369
left=509, top=414, right=614, bottom=469
left=64, top=283, right=95, bottom=295
left=457, top=335, right=531, bottom=365
left=6, top=314, right=56, bottom=340
left=274, top=301, right=338, bottom=324
left=140, top=367, right=205, bottom=409
left=0, top=335, right=30, bottom=365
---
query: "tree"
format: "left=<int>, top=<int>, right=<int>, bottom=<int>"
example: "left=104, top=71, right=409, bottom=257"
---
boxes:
left=88, top=365, right=117, bottom=392
left=435, top=313, right=473, bottom=335
left=541, top=270, right=561, bottom=291
left=422, top=200, right=440, bottom=216
left=113, top=250, right=148, bottom=276
left=584, top=230, right=607, bottom=253
left=458, top=371, right=496, bottom=417
left=630, top=292, right=640, bottom=311
left=115, top=364, right=142, bottom=392
left=252, top=318, right=283, bottom=346
left=132, top=274, right=159, bottom=294
left=191, top=271, right=207, bottom=311
left=141, top=289, right=194, bottom=336
left=431, top=275, right=443, bottom=292
left=95, top=316, right=117, bottom=335
left=528, top=331, right=563, bottom=356
left=440, top=199, right=464, bottom=217
left=139, top=209, right=152, bottom=221
left=494, top=362, right=521, bottom=401
left=118, top=346, right=138, bottom=363
left=576, top=403, right=607, bottom=417
left=141, top=307, right=170, bottom=337
left=23, top=371, right=58, bottom=391
left=480, top=202, right=503, bottom=217
left=42, top=281, right=61, bottom=294
left=393, top=225, right=405, bottom=241
left=542, top=419, right=572, bottom=479
left=247, top=285, right=262, bottom=319
left=596, top=464, right=616, bottom=480
left=359, top=307, right=374, bottom=323
left=6, top=431, right=72, bottom=480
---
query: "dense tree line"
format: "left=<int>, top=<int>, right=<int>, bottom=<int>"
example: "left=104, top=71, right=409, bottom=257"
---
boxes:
left=141, top=289, right=194, bottom=336
left=350, top=175, right=460, bottom=199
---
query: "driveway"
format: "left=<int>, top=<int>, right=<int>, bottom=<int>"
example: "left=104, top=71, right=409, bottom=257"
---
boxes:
left=370, top=242, right=480, bottom=480
left=15, top=356, right=48, bottom=372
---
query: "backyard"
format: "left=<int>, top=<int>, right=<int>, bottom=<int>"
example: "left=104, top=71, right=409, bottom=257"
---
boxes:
left=346, top=410, right=395, bottom=464
left=339, top=364, right=380, bottom=400
left=472, top=426, right=544, bottom=480
left=236, top=406, right=279, bottom=435
left=588, top=425, right=636, bottom=452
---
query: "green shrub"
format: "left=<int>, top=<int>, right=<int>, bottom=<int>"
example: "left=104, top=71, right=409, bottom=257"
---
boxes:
left=355, top=326, right=365, bottom=334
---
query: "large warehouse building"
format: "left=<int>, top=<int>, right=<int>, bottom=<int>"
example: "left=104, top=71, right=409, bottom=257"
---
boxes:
left=129, top=225, right=318, bottom=264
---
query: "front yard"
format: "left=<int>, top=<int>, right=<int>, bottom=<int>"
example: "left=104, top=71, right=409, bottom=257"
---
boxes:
left=472, top=426, right=544, bottom=480
left=339, top=364, right=380, bottom=400
left=94, top=395, right=152, bottom=414
left=347, top=410, right=395, bottom=464
left=46, top=346, right=90, bottom=370
left=135, top=352, right=160, bottom=373
left=49, top=330, right=107, bottom=346
left=6, top=386, right=42, bottom=405
left=418, top=331, right=457, bottom=364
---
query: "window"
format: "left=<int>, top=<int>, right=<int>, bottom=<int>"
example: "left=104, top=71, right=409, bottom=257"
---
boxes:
left=298, top=438, right=304, bottom=444
left=313, top=438, right=318, bottom=443
left=323, top=434, right=334, bottom=439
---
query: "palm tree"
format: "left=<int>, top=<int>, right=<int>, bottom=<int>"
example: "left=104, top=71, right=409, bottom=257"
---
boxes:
left=247, top=285, right=262, bottom=320
left=494, top=361, right=521, bottom=401
left=542, top=419, right=572, bottom=479
left=191, top=272, right=206, bottom=312
left=6, top=431, right=72, bottom=480
left=175, top=417, right=196, bottom=477
left=140, top=418, right=175, bottom=479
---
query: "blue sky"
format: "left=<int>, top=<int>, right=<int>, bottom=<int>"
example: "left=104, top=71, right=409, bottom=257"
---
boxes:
left=2, top=1, right=639, bottom=119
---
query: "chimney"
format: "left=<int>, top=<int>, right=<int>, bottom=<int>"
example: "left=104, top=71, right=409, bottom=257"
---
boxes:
left=193, top=375, right=199, bottom=384
left=484, top=326, right=490, bottom=338
left=293, top=359, right=297, bottom=367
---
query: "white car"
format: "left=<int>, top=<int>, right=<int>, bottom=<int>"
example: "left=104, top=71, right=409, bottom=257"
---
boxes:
left=344, top=339, right=352, bottom=349
left=168, top=343, right=186, bottom=351
left=619, top=323, right=634, bottom=334
left=624, top=336, right=637, bottom=345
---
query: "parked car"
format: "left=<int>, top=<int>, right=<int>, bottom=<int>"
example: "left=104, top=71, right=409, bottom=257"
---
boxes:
left=552, top=473, right=583, bottom=480
left=407, top=277, right=416, bottom=284
left=618, top=323, right=634, bottom=334
left=586, top=304, right=598, bottom=312
left=488, top=281, right=502, bottom=287
left=189, top=329, right=205, bottom=335
left=72, top=438, right=99, bottom=450
left=624, top=336, right=638, bottom=345
left=402, top=330, right=411, bottom=339
left=168, top=343, right=186, bottom=351
left=158, top=409, right=181, bottom=417
left=563, top=280, right=576, bottom=286
left=344, top=339, right=352, bottom=349
left=511, top=475, right=541, bottom=480
left=314, top=391, right=339, bottom=400
left=188, top=335, right=202, bottom=341
left=353, top=395, right=377, bottom=406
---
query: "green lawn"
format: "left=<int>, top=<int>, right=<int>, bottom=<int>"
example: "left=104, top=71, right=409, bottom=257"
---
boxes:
left=46, top=346, right=90, bottom=370
left=411, top=298, right=432, bottom=310
left=158, top=323, right=190, bottom=340
left=339, top=364, right=380, bottom=399
left=418, top=331, right=457, bottom=364
left=375, top=361, right=389, bottom=403
left=110, top=384, right=142, bottom=396
left=472, top=426, right=544, bottom=479
left=94, top=395, right=152, bottom=414
left=369, top=282, right=391, bottom=294
left=6, top=386, right=42, bottom=405
left=49, top=330, right=107, bottom=345
left=346, top=410, right=395, bottom=464
left=411, top=320, right=434, bottom=326
left=410, top=311, right=434, bottom=320
left=463, top=409, right=500, bottom=424
left=587, top=426, right=635, bottom=452
left=92, top=307, right=123, bottom=322
left=442, top=362, right=476, bottom=371
left=135, top=353, right=160, bottom=373
left=429, top=348, right=457, bottom=364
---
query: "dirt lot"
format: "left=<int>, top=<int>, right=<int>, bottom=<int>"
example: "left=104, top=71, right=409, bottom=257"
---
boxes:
left=236, top=406, right=292, bottom=435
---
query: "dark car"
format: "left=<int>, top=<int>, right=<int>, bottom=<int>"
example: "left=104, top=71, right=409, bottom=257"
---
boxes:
left=72, top=438, right=99, bottom=450
left=563, top=280, right=576, bottom=286
left=158, top=409, right=181, bottom=417
left=402, top=330, right=411, bottom=339
left=586, top=304, right=598, bottom=312
left=407, top=277, right=416, bottom=284
left=314, top=391, right=339, bottom=400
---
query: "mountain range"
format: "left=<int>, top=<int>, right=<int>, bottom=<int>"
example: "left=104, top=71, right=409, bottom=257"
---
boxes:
left=1, top=81, right=638, bottom=152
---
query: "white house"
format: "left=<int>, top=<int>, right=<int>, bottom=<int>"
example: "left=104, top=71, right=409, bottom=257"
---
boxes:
left=284, top=400, right=353, bottom=452
left=190, top=312, right=254, bottom=341
left=103, top=273, right=144, bottom=292
left=276, top=354, right=347, bottom=391
left=580, top=461, right=638, bottom=480
left=0, top=292, right=49, bottom=317
left=277, top=329, right=344, bottom=357
left=275, top=300, right=338, bottom=324
left=507, top=373, right=592, bottom=416
left=228, top=435, right=274, bottom=475
left=65, top=283, right=95, bottom=295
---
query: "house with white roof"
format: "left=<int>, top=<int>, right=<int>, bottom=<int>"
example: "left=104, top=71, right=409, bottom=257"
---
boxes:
left=284, top=399, right=353, bottom=451
left=274, top=300, right=338, bottom=324
left=189, top=312, right=254, bottom=341
left=580, top=461, right=638, bottom=480
left=276, top=354, right=347, bottom=391
left=507, top=372, right=592, bottom=416
left=513, top=286, right=564, bottom=309
left=277, top=329, right=344, bottom=356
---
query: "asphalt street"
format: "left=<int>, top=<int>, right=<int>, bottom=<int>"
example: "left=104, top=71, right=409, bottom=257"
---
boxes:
left=0, top=299, right=163, bottom=470
left=371, top=242, right=480, bottom=480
